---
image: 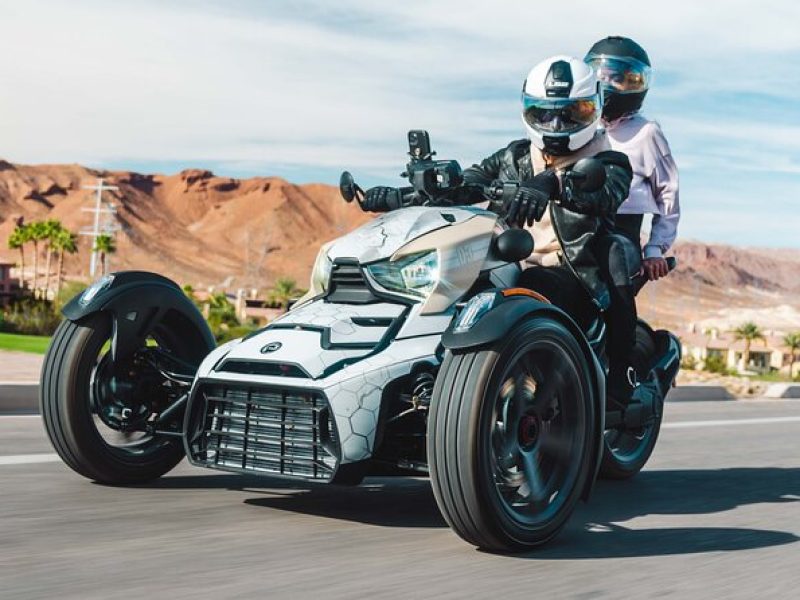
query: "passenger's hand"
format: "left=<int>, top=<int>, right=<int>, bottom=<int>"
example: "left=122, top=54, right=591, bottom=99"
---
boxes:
left=362, top=187, right=402, bottom=212
left=643, top=257, right=669, bottom=280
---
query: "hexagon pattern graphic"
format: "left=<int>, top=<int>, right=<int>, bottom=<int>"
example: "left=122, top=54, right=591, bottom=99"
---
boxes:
left=326, top=353, right=415, bottom=464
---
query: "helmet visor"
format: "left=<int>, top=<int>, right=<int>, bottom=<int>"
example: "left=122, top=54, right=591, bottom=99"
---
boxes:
left=522, top=94, right=601, bottom=134
left=586, top=54, right=652, bottom=94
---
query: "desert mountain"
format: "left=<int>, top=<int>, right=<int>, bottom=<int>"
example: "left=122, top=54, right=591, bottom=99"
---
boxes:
left=638, top=241, right=800, bottom=330
left=1, top=160, right=798, bottom=331
left=0, top=160, right=370, bottom=288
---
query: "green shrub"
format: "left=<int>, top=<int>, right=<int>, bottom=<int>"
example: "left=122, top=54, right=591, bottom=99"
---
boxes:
left=0, top=299, right=62, bottom=336
left=56, top=281, right=88, bottom=307
left=214, top=323, right=258, bottom=344
left=680, top=354, right=698, bottom=370
left=703, top=354, right=730, bottom=375
left=181, top=286, right=258, bottom=343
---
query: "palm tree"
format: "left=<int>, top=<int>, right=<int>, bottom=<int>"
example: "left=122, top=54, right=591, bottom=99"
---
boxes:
left=268, top=277, right=299, bottom=312
left=93, top=234, right=116, bottom=276
left=732, top=321, right=766, bottom=371
left=784, top=332, right=800, bottom=379
left=28, top=220, right=48, bottom=296
left=7, top=224, right=29, bottom=292
left=42, top=219, right=63, bottom=300
left=53, top=228, right=78, bottom=299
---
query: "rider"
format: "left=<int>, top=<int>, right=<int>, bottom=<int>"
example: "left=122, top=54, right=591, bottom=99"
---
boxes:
left=585, top=36, right=680, bottom=281
left=363, top=56, right=644, bottom=406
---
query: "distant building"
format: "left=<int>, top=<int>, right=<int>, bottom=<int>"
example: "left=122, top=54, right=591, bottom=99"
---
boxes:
left=0, top=261, right=21, bottom=305
left=681, top=326, right=796, bottom=376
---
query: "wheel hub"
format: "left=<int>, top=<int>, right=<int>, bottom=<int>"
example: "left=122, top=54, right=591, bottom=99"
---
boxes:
left=91, top=352, right=158, bottom=431
left=518, top=413, right=540, bottom=449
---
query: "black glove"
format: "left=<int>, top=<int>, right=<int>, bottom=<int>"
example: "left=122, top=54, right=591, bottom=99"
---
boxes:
left=505, top=171, right=558, bottom=227
left=362, top=186, right=403, bottom=212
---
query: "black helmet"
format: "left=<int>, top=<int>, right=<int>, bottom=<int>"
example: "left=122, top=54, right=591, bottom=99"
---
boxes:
left=585, top=36, right=652, bottom=121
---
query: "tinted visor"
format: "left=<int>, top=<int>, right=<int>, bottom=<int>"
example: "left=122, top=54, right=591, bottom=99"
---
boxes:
left=522, top=94, right=600, bottom=134
left=586, top=54, right=651, bottom=93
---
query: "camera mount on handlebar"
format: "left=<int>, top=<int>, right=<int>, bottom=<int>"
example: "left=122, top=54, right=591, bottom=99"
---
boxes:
left=402, top=130, right=463, bottom=202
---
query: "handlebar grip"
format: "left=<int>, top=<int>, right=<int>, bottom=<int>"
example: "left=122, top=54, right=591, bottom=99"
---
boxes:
left=485, top=180, right=519, bottom=201
left=632, top=255, right=677, bottom=295
left=400, top=188, right=419, bottom=207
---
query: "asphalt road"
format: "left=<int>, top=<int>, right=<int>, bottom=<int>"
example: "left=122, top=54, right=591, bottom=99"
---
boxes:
left=1, top=400, right=799, bottom=599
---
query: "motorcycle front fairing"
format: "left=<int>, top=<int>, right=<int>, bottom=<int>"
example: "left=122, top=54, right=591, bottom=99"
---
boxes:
left=183, top=206, right=501, bottom=483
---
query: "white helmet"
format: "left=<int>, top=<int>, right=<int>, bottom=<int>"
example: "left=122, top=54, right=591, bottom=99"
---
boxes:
left=521, top=55, right=602, bottom=155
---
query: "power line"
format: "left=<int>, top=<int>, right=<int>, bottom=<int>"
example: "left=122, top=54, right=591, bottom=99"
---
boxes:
left=79, top=178, right=120, bottom=278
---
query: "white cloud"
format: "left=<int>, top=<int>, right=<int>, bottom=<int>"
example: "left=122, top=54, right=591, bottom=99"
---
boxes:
left=0, top=1, right=798, bottom=245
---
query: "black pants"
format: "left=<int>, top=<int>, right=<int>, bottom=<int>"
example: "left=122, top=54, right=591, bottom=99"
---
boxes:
left=593, top=232, right=641, bottom=370
left=517, top=266, right=596, bottom=330
left=518, top=232, right=641, bottom=372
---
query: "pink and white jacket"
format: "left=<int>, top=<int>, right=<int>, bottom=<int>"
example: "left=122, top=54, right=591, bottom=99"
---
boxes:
left=604, top=113, right=680, bottom=258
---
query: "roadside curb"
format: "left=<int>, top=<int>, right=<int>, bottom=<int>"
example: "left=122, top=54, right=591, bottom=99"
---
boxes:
left=764, top=384, right=800, bottom=399
left=0, top=382, right=39, bottom=414
left=666, top=385, right=735, bottom=402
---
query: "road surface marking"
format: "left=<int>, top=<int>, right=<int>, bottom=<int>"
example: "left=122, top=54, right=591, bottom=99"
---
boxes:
left=0, top=418, right=798, bottom=467
left=663, top=416, right=800, bottom=429
left=0, top=414, right=42, bottom=419
left=0, top=453, right=60, bottom=465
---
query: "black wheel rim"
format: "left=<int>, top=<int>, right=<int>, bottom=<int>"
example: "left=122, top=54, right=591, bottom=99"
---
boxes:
left=604, top=423, right=654, bottom=464
left=604, top=326, right=659, bottom=465
left=85, top=322, right=181, bottom=459
left=488, top=338, right=586, bottom=528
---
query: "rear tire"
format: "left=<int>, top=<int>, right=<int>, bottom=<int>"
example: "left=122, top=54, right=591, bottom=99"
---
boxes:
left=599, top=322, right=662, bottom=479
left=428, top=317, right=597, bottom=552
left=41, top=314, right=186, bottom=484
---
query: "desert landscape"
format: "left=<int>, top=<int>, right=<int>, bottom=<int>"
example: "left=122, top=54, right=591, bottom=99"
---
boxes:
left=1, top=158, right=799, bottom=335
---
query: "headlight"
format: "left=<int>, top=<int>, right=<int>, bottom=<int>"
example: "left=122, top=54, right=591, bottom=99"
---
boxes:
left=366, top=250, right=439, bottom=299
left=78, top=274, right=115, bottom=307
left=309, top=248, right=333, bottom=293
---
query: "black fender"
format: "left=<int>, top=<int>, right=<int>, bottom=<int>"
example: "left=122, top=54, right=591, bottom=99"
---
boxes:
left=442, top=293, right=605, bottom=500
left=62, top=271, right=215, bottom=365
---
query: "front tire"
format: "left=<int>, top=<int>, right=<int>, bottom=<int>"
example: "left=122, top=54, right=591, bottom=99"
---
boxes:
left=41, top=314, right=187, bottom=484
left=428, top=317, right=597, bottom=552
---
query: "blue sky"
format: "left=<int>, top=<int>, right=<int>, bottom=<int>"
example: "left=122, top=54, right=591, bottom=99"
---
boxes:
left=1, top=0, right=799, bottom=247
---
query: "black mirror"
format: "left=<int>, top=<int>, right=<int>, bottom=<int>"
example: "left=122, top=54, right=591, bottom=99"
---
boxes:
left=568, top=158, right=606, bottom=193
left=339, top=171, right=357, bottom=202
left=493, top=229, right=534, bottom=263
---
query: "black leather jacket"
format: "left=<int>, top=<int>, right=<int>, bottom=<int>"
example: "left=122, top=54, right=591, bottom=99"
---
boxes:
left=458, top=139, right=633, bottom=309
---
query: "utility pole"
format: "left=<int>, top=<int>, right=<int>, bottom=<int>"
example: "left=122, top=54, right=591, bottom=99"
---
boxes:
left=79, top=178, right=120, bottom=278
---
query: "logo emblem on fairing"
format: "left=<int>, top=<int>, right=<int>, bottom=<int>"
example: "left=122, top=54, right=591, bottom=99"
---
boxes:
left=260, top=342, right=282, bottom=354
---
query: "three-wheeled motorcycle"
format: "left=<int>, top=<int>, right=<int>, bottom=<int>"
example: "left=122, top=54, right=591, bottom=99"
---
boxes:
left=40, top=131, right=679, bottom=552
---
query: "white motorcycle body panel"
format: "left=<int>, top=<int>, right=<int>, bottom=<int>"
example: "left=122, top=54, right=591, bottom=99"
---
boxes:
left=190, top=206, right=510, bottom=468
left=326, top=206, right=481, bottom=264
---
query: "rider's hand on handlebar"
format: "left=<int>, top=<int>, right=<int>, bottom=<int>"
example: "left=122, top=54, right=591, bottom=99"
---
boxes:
left=642, top=257, right=670, bottom=281
left=505, top=186, right=548, bottom=227
left=528, top=170, right=560, bottom=199
left=362, top=186, right=403, bottom=212
left=504, top=171, right=558, bottom=228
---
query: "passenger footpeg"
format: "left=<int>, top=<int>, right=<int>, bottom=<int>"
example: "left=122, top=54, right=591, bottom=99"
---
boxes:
left=623, top=378, right=662, bottom=428
left=605, top=375, right=663, bottom=429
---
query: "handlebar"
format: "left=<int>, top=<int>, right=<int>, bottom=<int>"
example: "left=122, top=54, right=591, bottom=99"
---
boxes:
left=396, top=179, right=517, bottom=209
left=632, top=256, right=677, bottom=295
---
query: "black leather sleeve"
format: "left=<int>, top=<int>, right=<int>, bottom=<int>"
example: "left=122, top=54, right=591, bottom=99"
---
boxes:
left=430, top=146, right=507, bottom=206
left=462, top=147, right=506, bottom=186
left=561, top=150, right=633, bottom=217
